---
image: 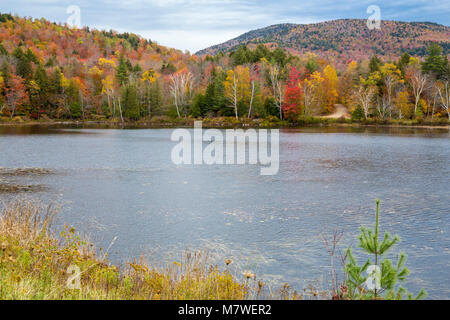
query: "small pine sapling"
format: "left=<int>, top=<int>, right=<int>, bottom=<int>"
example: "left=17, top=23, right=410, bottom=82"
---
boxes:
left=343, top=200, right=427, bottom=300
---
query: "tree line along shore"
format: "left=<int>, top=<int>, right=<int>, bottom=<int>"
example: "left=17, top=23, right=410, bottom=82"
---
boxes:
left=0, top=14, right=449, bottom=126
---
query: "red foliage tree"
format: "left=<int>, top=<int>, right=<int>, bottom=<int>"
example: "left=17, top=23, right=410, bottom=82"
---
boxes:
left=282, top=66, right=303, bottom=120
left=5, top=74, right=29, bottom=119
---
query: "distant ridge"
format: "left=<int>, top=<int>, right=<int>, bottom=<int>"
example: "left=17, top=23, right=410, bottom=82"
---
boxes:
left=196, top=19, right=450, bottom=61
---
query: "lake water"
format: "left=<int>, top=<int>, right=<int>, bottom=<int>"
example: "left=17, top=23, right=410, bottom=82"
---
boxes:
left=0, top=125, right=449, bottom=299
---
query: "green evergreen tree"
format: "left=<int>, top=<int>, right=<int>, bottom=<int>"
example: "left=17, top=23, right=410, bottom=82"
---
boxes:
left=369, top=55, right=382, bottom=74
left=25, top=48, right=38, bottom=64
left=34, top=65, right=49, bottom=109
left=122, top=85, right=140, bottom=120
left=253, top=44, right=269, bottom=63
left=13, top=47, right=33, bottom=80
left=125, top=59, right=133, bottom=72
left=422, top=43, right=447, bottom=79
left=0, top=43, right=8, bottom=56
left=190, top=93, right=207, bottom=117
left=0, top=60, right=11, bottom=86
left=231, top=46, right=251, bottom=66
left=69, top=102, right=83, bottom=119
left=116, top=56, right=129, bottom=86
left=48, top=67, right=63, bottom=94
left=305, top=57, right=319, bottom=74
left=132, top=63, right=142, bottom=74
left=149, top=80, right=163, bottom=116
left=397, top=52, right=411, bottom=76
left=262, top=97, right=279, bottom=117
left=160, top=62, right=176, bottom=75
left=351, top=106, right=365, bottom=121
left=204, top=68, right=227, bottom=116
left=344, top=200, right=427, bottom=300
left=271, top=47, right=287, bottom=66
left=0, top=13, right=14, bottom=23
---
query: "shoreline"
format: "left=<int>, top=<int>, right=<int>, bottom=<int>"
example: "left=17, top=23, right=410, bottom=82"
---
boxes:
left=0, top=119, right=449, bottom=130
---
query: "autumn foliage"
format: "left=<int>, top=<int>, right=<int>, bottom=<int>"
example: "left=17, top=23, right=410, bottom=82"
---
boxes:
left=282, top=67, right=303, bottom=119
left=0, top=14, right=449, bottom=123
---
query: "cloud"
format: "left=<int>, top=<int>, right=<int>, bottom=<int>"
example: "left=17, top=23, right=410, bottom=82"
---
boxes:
left=2, top=0, right=449, bottom=52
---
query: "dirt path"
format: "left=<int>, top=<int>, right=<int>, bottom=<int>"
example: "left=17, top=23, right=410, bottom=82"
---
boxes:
left=322, top=104, right=351, bottom=119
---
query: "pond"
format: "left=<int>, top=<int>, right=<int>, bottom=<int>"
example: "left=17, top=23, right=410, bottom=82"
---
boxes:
left=0, top=124, right=449, bottom=299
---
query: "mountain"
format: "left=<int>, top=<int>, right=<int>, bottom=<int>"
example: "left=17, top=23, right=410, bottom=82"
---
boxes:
left=0, top=13, right=198, bottom=119
left=0, top=13, right=194, bottom=75
left=196, top=19, right=450, bottom=61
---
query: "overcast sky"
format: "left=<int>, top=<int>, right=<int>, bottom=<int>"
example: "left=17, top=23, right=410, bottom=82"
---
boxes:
left=1, top=0, right=449, bottom=53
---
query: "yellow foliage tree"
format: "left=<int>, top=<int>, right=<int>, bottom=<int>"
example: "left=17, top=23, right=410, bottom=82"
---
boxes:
left=141, top=68, right=160, bottom=84
left=98, top=58, right=116, bottom=69
left=141, top=68, right=161, bottom=118
left=0, top=75, right=4, bottom=106
left=339, top=61, right=358, bottom=106
left=303, top=71, right=325, bottom=115
left=323, top=65, right=339, bottom=113
left=61, top=74, right=70, bottom=89
left=395, top=91, right=413, bottom=119
left=102, top=75, right=116, bottom=117
left=224, top=66, right=251, bottom=119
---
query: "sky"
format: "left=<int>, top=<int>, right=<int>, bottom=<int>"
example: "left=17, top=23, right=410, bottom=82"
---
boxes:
left=1, top=0, right=449, bottom=53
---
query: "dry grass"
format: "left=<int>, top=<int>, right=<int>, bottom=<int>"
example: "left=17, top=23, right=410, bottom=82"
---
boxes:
left=0, top=198, right=332, bottom=300
left=0, top=199, right=56, bottom=241
left=0, top=198, right=252, bottom=300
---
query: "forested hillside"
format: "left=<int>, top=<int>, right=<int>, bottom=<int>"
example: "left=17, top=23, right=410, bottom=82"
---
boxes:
left=0, top=13, right=449, bottom=124
left=0, top=13, right=197, bottom=120
left=197, top=19, right=450, bottom=62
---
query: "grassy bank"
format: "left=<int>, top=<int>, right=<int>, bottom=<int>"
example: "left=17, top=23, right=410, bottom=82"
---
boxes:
left=0, top=198, right=429, bottom=300
left=1, top=115, right=449, bottom=129
left=0, top=199, right=253, bottom=300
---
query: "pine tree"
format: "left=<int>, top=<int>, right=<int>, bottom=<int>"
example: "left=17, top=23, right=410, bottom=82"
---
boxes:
left=344, top=200, right=427, bottom=300
left=122, top=85, right=140, bottom=120
left=149, top=80, right=163, bottom=116
left=422, top=43, right=447, bottom=80
left=0, top=60, right=11, bottom=86
left=34, top=65, right=49, bottom=110
left=369, top=55, right=382, bottom=74
left=0, top=43, right=8, bottom=56
left=49, top=67, right=63, bottom=94
left=12, top=47, right=33, bottom=81
left=397, top=52, right=411, bottom=76
left=190, top=93, right=207, bottom=117
left=205, top=68, right=227, bottom=116
left=116, top=56, right=129, bottom=86
left=305, top=57, right=319, bottom=74
left=231, top=46, right=250, bottom=66
left=271, top=48, right=287, bottom=67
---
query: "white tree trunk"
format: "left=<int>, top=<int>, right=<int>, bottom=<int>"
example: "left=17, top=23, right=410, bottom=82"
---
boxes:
left=248, top=81, right=255, bottom=118
left=118, top=97, right=124, bottom=124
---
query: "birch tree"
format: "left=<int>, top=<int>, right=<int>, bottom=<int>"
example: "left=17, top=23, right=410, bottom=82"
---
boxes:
left=102, top=75, right=115, bottom=117
left=225, top=70, right=238, bottom=119
left=224, top=66, right=250, bottom=120
left=377, top=95, right=390, bottom=120
left=169, top=71, right=194, bottom=118
left=437, top=81, right=450, bottom=120
left=354, top=85, right=376, bottom=119
left=268, top=64, right=284, bottom=120
left=248, top=80, right=255, bottom=118
left=406, top=67, right=429, bottom=116
left=248, top=64, right=260, bottom=118
left=376, top=63, right=403, bottom=119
